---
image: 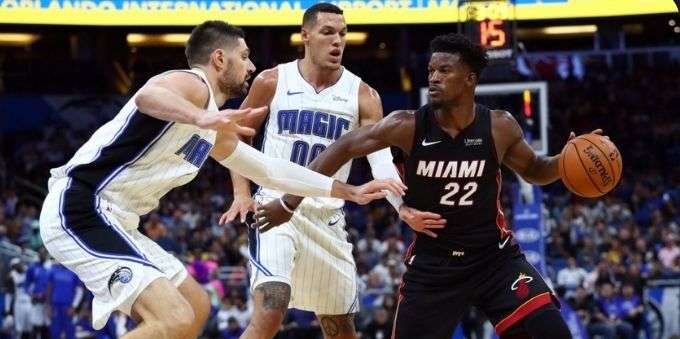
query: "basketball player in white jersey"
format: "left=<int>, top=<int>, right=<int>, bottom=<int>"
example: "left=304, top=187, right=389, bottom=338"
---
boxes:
left=221, top=4, right=433, bottom=338
left=38, top=21, right=404, bottom=339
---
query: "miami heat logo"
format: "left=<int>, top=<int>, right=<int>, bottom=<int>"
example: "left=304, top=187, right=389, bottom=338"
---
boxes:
left=511, top=273, right=533, bottom=299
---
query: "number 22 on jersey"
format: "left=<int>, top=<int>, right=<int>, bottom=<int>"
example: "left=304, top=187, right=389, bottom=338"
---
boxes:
left=440, top=182, right=478, bottom=206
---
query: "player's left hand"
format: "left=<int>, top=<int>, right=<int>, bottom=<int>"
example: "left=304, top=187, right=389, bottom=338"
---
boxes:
left=220, top=194, right=257, bottom=224
left=346, top=179, right=407, bottom=205
left=252, top=200, right=294, bottom=232
left=567, top=128, right=608, bottom=141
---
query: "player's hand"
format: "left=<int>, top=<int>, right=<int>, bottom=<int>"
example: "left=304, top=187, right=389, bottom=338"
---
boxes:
left=195, top=106, right=267, bottom=136
left=344, top=179, right=407, bottom=205
left=67, top=307, right=75, bottom=316
left=252, top=200, right=293, bottom=232
left=220, top=195, right=257, bottom=224
left=399, top=205, right=446, bottom=238
left=567, top=128, right=608, bottom=141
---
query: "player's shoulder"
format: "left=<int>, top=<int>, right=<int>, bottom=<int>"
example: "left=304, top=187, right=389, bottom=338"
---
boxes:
left=358, top=81, right=380, bottom=99
left=490, top=109, right=523, bottom=139
left=490, top=109, right=519, bottom=128
left=253, top=67, right=279, bottom=88
left=147, top=70, right=210, bottom=108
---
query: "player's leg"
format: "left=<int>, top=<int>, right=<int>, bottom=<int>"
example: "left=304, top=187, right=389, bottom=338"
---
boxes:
left=287, top=209, right=359, bottom=316
left=476, top=252, right=568, bottom=338
left=123, top=278, right=196, bottom=339
left=128, top=229, right=211, bottom=337
left=176, top=276, right=211, bottom=336
left=392, top=253, right=471, bottom=339
left=316, top=314, right=357, bottom=339
left=39, top=179, right=196, bottom=338
left=241, top=224, right=297, bottom=339
left=242, top=281, right=292, bottom=339
left=499, top=304, right=571, bottom=339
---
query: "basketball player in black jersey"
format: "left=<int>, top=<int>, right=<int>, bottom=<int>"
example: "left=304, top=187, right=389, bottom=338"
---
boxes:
left=253, top=33, right=603, bottom=338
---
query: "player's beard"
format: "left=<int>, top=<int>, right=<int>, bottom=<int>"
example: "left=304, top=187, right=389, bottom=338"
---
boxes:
left=429, top=96, right=443, bottom=110
left=219, top=73, right=249, bottom=97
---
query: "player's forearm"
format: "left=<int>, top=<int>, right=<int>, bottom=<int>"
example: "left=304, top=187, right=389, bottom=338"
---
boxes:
left=229, top=135, right=254, bottom=197
left=520, top=155, right=560, bottom=185
left=230, top=171, right=252, bottom=197
left=135, top=85, right=204, bottom=125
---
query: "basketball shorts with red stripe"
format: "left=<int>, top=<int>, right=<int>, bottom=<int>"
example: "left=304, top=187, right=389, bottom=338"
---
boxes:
left=392, top=242, right=559, bottom=339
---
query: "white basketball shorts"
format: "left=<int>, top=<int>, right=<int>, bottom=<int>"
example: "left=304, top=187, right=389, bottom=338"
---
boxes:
left=39, top=177, right=187, bottom=330
left=249, top=202, right=359, bottom=315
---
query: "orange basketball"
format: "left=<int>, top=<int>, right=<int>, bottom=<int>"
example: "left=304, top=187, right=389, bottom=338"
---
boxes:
left=558, top=133, right=623, bottom=198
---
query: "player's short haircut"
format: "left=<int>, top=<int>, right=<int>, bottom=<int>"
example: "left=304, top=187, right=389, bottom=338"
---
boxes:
left=185, top=20, right=245, bottom=66
left=302, top=3, right=344, bottom=28
left=430, top=33, right=488, bottom=77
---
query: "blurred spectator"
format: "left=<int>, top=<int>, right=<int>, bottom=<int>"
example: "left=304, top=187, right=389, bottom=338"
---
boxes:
left=25, top=248, right=50, bottom=338
left=595, top=282, right=635, bottom=339
left=47, top=263, right=83, bottom=339
left=216, top=294, right=251, bottom=330
left=280, top=309, right=319, bottom=339
left=362, top=307, right=392, bottom=339
left=557, top=257, right=588, bottom=297
left=569, top=286, right=616, bottom=339
left=5, top=258, right=31, bottom=339
left=658, top=234, right=679, bottom=270
left=619, top=283, right=644, bottom=335
left=221, top=317, right=244, bottom=339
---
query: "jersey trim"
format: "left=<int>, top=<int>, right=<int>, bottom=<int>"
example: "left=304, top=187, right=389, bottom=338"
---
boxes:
left=494, top=292, right=553, bottom=334
left=248, top=228, right=273, bottom=276
left=61, top=109, right=172, bottom=267
left=59, top=178, right=159, bottom=269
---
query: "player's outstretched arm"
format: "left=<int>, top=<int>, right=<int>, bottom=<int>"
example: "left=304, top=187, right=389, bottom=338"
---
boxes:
left=134, top=71, right=265, bottom=136
left=210, top=135, right=405, bottom=204
left=222, top=69, right=277, bottom=224
left=498, top=111, right=604, bottom=185
left=252, top=111, right=421, bottom=231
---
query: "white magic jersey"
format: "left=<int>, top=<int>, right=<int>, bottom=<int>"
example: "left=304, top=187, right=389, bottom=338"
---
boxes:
left=49, top=68, right=218, bottom=219
left=256, top=60, right=361, bottom=210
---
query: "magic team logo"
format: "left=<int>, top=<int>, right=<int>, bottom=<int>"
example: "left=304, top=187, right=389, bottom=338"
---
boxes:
left=510, top=273, right=533, bottom=299
left=108, top=266, right=133, bottom=294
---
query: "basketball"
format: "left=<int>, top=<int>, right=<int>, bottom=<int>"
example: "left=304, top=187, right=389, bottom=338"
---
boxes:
left=558, top=133, right=623, bottom=198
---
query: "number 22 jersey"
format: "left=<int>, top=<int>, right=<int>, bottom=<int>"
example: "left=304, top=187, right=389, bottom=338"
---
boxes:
left=403, top=104, right=512, bottom=250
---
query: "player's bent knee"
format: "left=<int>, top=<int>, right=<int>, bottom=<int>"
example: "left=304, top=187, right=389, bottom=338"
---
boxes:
left=249, top=281, right=291, bottom=331
left=158, top=301, right=196, bottom=338
left=179, top=276, right=211, bottom=323
left=132, top=279, right=197, bottom=339
left=255, top=281, right=291, bottom=310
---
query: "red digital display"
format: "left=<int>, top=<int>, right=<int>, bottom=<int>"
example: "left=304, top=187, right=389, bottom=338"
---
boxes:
left=479, top=19, right=509, bottom=49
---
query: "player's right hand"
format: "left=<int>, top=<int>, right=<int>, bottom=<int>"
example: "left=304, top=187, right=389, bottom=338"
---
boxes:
left=195, top=106, right=267, bottom=135
left=399, top=205, right=446, bottom=238
left=220, top=195, right=257, bottom=224
left=253, top=199, right=294, bottom=232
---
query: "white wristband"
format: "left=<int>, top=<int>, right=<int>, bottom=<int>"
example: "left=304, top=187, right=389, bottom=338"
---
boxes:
left=367, top=147, right=404, bottom=211
left=279, top=198, right=295, bottom=214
